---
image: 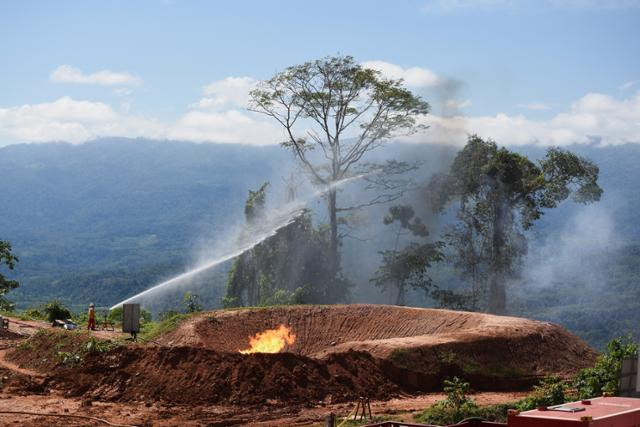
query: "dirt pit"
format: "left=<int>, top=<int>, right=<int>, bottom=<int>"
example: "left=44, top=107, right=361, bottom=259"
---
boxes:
left=144, top=305, right=596, bottom=402
left=160, top=305, right=596, bottom=372
left=9, top=305, right=598, bottom=408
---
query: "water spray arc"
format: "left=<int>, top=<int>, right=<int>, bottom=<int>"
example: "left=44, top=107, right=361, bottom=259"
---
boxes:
left=110, top=175, right=367, bottom=309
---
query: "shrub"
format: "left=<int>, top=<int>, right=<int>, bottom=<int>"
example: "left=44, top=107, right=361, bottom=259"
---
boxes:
left=183, top=291, right=202, bottom=313
left=43, top=300, right=73, bottom=324
left=574, top=335, right=638, bottom=399
left=86, top=337, right=117, bottom=354
left=415, top=377, right=484, bottom=425
left=516, top=375, right=568, bottom=411
left=23, top=307, right=45, bottom=320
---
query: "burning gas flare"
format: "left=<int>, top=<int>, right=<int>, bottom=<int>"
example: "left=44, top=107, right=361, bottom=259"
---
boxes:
left=239, top=325, right=296, bottom=354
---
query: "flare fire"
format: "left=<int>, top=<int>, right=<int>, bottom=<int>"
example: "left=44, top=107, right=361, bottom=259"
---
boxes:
left=239, top=325, right=296, bottom=354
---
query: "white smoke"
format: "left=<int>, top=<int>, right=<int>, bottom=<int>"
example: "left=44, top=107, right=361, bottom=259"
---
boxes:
left=520, top=204, right=622, bottom=291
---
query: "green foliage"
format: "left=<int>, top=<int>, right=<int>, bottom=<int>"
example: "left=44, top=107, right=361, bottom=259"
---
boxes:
left=515, top=376, right=568, bottom=411
left=372, top=205, right=444, bottom=305
left=416, top=337, right=640, bottom=426
left=244, top=182, right=269, bottom=223
left=250, top=55, right=428, bottom=297
left=85, top=337, right=118, bottom=354
left=415, top=377, right=484, bottom=425
left=183, top=291, right=202, bottom=313
left=574, top=335, right=638, bottom=399
left=43, top=300, right=73, bottom=324
left=22, top=307, right=45, bottom=321
left=1, top=139, right=283, bottom=312
left=55, top=351, right=82, bottom=365
left=139, top=312, right=192, bottom=342
left=427, top=135, right=602, bottom=313
left=0, top=240, right=19, bottom=311
left=158, top=309, right=181, bottom=321
left=225, top=185, right=352, bottom=307
left=416, top=375, right=571, bottom=425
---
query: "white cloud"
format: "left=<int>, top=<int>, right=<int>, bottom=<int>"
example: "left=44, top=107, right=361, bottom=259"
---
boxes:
left=50, top=65, right=142, bottom=87
left=168, top=109, right=283, bottom=144
left=517, top=102, right=550, bottom=110
left=362, top=60, right=441, bottom=88
left=113, top=88, right=134, bottom=97
left=619, top=80, right=637, bottom=91
left=190, top=76, right=257, bottom=110
left=446, top=99, right=472, bottom=110
left=0, top=97, right=162, bottom=144
left=420, top=91, right=640, bottom=146
left=0, top=96, right=281, bottom=146
left=4, top=68, right=639, bottom=148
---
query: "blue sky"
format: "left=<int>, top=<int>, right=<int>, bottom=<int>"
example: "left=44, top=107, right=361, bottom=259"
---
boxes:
left=0, top=0, right=638, bottom=147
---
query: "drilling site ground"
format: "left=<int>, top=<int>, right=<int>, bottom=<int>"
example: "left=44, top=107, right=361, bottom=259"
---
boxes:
left=0, top=304, right=597, bottom=426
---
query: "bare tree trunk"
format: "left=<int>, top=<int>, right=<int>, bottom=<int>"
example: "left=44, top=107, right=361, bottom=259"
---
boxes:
left=487, top=271, right=505, bottom=314
left=487, top=200, right=507, bottom=314
left=328, top=188, right=339, bottom=299
left=395, top=283, right=405, bottom=306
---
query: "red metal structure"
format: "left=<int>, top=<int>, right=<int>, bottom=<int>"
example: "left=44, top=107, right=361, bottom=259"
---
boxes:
left=363, top=397, right=640, bottom=427
left=509, top=396, right=640, bottom=426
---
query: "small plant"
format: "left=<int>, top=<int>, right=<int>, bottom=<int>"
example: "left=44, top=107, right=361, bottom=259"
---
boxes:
left=86, top=337, right=117, bottom=354
left=443, top=376, right=472, bottom=407
left=183, top=291, right=202, bottom=313
left=43, top=300, right=73, bottom=324
left=55, top=351, right=82, bottom=365
left=437, top=350, right=458, bottom=365
left=23, top=307, right=45, bottom=320
left=416, top=377, right=482, bottom=425
left=574, top=335, right=638, bottom=399
left=516, top=375, right=568, bottom=411
left=140, top=312, right=191, bottom=342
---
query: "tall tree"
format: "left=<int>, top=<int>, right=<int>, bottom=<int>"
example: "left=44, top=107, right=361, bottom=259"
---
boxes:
left=371, top=205, right=444, bottom=306
left=0, top=240, right=19, bottom=311
left=224, top=183, right=351, bottom=307
left=249, top=55, right=430, bottom=298
left=427, top=135, right=602, bottom=314
left=225, top=183, right=270, bottom=306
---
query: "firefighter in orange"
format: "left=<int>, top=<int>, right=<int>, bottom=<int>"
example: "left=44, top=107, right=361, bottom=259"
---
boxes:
left=87, top=303, right=96, bottom=331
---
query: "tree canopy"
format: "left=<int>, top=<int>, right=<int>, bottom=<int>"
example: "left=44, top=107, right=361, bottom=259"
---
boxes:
left=0, top=240, right=19, bottom=311
left=371, top=205, right=444, bottom=306
left=427, top=135, right=602, bottom=313
left=249, top=55, right=430, bottom=299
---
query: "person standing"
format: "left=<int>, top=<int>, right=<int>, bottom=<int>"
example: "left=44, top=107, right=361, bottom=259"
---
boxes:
left=88, top=303, right=96, bottom=331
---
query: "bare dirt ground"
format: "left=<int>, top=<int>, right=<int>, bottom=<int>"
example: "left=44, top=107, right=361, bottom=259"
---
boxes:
left=0, top=305, right=595, bottom=426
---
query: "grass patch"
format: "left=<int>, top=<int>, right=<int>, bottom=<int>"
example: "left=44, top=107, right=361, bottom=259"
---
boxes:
left=8, top=328, right=122, bottom=371
left=388, top=347, right=413, bottom=366
left=139, top=312, right=194, bottom=342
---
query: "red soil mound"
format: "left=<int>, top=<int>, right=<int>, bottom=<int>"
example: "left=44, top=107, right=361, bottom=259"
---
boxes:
left=48, top=347, right=403, bottom=405
left=158, top=305, right=597, bottom=379
left=8, top=305, right=598, bottom=406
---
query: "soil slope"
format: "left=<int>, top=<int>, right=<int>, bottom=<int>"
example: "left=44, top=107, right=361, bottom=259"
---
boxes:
left=6, top=305, right=598, bottom=407
left=158, top=305, right=597, bottom=381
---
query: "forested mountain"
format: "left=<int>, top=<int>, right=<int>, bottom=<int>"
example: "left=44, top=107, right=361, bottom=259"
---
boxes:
left=0, top=138, right=290, bottom=310
left=1, top=138, right=639, bottom=349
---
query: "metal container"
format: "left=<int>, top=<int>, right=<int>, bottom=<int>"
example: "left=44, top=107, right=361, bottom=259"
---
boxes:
left=508, top=396, right=640, bottom=426
left=620, top=355, right=640, bottom=398
left=122, top=303, right=140, bottom=334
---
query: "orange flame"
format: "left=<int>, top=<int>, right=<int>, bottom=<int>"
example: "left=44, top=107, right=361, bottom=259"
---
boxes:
left=239, top=325, right=296, bottom=354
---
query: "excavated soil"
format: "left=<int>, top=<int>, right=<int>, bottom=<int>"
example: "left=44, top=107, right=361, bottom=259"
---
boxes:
left=8, top=305, right=598, bottom=407
left=159, top=305, right=597, bottom=377
left=48, top=347, right=405, bottom=405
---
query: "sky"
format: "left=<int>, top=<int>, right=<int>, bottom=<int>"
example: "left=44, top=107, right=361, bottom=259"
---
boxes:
left=0, top=0, right=638, bottom=147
